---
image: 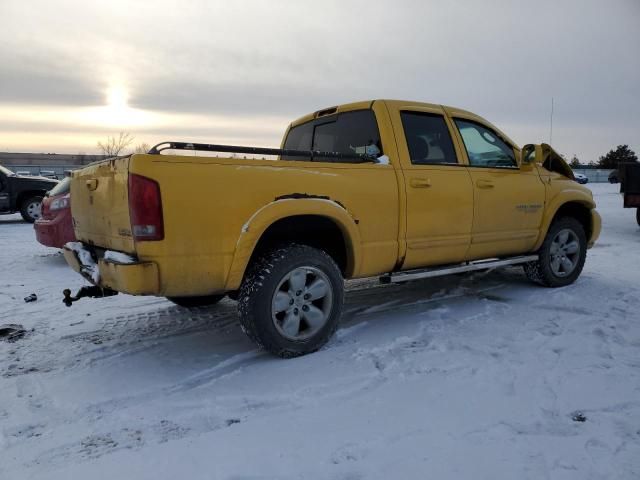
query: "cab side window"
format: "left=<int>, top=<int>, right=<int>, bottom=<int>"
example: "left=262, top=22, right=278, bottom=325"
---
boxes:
left=312, top=110, right=382, bottom=158
left=282, top=110, right=382, bottom=162
left=454, top=119, right=517, bottom=168
left=400, top=111, right=458, bottom=165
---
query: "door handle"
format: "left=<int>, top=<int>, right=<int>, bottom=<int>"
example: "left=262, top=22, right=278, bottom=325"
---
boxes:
left=476, top=179, right=494, bottom=189
left=85, top=179, right=98, bottom=191
left=410, top=178, right=432, bottom=188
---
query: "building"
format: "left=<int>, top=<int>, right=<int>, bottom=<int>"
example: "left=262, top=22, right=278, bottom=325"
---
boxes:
left=0, top=152, right=108, bottom=178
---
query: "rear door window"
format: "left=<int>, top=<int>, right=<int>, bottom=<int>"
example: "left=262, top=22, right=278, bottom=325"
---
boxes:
left=400, top=111, right=459, bottom=165
left=282, top=109, right=382, bottom=162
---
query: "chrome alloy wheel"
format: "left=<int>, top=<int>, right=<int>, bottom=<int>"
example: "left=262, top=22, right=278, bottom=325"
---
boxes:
left=271, top=266, right=333, bottom=341
left=549, top=228, right=580, bottom=277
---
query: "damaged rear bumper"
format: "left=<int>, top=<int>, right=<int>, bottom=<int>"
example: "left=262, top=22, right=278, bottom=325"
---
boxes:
left=63, top=243, right=160, bottom=295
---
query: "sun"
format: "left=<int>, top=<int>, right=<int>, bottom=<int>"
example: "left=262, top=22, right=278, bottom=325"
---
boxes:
left=107, top=85, right=128, bottom=111
left=79, top=84, right=151, bottom=128
left=76, top=82, right=156, bottom=129
left=103, top=85, right=129, bottom=124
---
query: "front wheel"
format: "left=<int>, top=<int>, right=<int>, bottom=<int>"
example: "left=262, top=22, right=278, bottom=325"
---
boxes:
left=238, top=244, right=344, bottom=358
left=20, top=196, right=43, bottom=223
left=523, top=217, right=587, bottom=287
left=167, top=294, right=225, bottom=308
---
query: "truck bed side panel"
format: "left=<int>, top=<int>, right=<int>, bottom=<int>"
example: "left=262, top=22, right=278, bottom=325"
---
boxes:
left=130, top=156, right=400, bottom=296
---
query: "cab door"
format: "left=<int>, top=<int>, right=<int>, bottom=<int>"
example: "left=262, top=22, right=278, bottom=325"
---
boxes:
left=449, top=116, right=545, bottom=259
left=387, top=104, right=474, bottom=269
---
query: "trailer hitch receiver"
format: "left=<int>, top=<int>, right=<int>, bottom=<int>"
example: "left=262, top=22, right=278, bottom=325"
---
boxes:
left=63, top=286, right=118, bottom=307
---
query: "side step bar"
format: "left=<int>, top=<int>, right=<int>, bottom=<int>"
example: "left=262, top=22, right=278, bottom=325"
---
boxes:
left=380, top=255, right=538, bottom=284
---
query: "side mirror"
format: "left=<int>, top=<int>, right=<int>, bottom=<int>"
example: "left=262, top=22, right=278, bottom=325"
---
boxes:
left=521, top=144, right=536, bottom=164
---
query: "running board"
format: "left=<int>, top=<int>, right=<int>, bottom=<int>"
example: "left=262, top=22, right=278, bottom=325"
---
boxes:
left=379, top=255, right=538, bottom=284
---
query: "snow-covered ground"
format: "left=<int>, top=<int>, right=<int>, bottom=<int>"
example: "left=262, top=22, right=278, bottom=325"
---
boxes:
left=1, top=183, right=639, bottom=480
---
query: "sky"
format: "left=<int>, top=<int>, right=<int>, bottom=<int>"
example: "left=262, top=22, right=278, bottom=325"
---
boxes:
left=0, top=0, right=638, bottom=162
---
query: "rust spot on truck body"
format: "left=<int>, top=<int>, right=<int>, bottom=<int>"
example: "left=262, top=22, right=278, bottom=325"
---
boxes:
left=274, top=193, right=330, bottom=202
left=273, top=193, right=359, bottom=224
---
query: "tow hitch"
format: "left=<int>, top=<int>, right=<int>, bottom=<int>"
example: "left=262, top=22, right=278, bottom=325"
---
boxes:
left=63, top=286, right=118, bottom=307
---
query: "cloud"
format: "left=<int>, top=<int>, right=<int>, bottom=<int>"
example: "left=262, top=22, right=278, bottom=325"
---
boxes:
left=0, top=68, right=104, bottom=106
left=0, top=0, right=638, bottom=159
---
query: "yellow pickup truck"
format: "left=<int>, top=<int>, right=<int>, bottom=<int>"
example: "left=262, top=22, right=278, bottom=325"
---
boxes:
left=63, top=99, right=601, bottom=357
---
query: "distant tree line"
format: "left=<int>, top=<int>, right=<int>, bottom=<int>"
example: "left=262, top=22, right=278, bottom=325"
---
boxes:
left=569, top=144, right=637, bottom=169
left=596, top=145, right=638, bottom=169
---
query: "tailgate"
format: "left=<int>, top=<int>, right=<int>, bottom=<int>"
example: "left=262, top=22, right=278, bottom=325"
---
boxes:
left=70, top=157, right=135, bottom=253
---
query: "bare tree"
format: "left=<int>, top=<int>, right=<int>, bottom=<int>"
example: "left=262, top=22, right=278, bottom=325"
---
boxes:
left=132, top=142, right=151, bottom=154
left=97, top=132, right=134, bottom=157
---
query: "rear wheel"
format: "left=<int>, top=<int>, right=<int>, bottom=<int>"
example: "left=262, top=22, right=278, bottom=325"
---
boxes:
left=524, top=217, right=587, bottom=287
left=20, top=196, right=43, bottom=223
left=167, top=295, right=225, bottom=308
left=238, top=244, right=343, bottom=358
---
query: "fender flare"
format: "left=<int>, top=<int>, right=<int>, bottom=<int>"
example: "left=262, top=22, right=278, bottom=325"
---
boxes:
left=533, top=189, right=596, bottom=251
left=224, top=198, right=362, bottom=290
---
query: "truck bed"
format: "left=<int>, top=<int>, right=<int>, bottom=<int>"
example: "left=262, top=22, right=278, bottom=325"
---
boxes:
left=69, top=153, right=401, bottom=296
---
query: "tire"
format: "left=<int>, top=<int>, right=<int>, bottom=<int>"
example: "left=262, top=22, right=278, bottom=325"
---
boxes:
left=166, top=294, right=225, bottom=308
left=20, top=196, right=43, bottom=223
left=636, top=208, right=640, bottom=227
left=238, top=244, right=344, bottom=358
left=523, top=217, right=587, bottom=287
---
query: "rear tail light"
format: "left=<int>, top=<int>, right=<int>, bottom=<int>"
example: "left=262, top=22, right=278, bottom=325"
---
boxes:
left=50, top=194, right=70, bottom=211
left=40, top=198, right=51, bottom=219
left=128, top=173, right=164, bottom=241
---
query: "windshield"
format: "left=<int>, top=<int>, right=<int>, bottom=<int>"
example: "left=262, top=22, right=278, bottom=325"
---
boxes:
left=0, top=164, right=14, bottom=176
left=48, top=176, right=70, bottom=196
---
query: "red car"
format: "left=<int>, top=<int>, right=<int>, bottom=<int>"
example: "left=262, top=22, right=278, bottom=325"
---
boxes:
left=34, top=177, right=76, bottom=248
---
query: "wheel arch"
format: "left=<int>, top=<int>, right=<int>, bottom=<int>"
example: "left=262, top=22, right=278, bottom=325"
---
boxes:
left=16, top=190, right=46, bottom=209
left=225, top=198, right=362, bottom=290
left=534, top=198, right=595, bottom=251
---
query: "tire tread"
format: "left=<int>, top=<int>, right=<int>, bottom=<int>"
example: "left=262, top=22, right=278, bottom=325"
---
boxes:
left=524, top=216, right=587, bottom=287
left=238, top=243, right=343, bottom=358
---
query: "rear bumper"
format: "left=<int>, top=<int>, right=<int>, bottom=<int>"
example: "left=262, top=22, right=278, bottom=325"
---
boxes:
left=34, top=211, right=75, bottom=248
left=588, top=208, right=602, bottom=248
left=63, top=245, right=160, bottom=295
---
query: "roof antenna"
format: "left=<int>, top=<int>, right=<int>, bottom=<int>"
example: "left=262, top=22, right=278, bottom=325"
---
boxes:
left=549, top=97, right=554, bottom=145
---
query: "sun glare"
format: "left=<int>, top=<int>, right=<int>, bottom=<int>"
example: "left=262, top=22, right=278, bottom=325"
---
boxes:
left=101, top=84, right=131, bottom=125
left=77, top=83, right=153, bottom=128
left=107, top=85, right=128, bottom=110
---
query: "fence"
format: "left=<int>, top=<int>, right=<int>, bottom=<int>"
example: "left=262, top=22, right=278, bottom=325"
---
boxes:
left=571, top=169, right=615, bottom=183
